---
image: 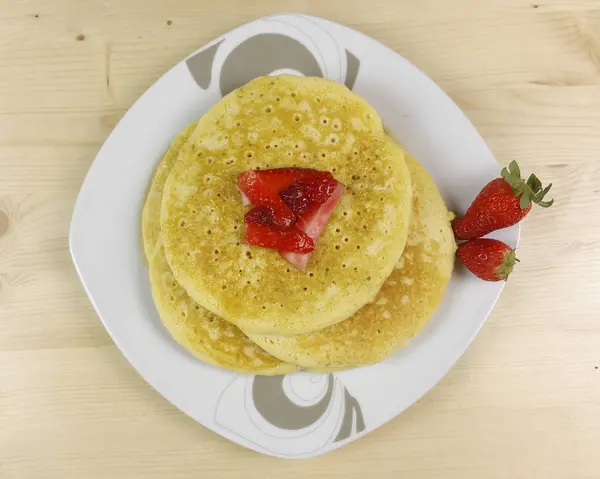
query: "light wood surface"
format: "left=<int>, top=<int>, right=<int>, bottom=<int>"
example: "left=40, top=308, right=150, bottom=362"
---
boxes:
left=2, top=0, right=600, bottom=477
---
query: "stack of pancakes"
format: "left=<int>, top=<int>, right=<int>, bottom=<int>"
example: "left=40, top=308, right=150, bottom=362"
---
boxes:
left=142, top=75, right=456, bottom=375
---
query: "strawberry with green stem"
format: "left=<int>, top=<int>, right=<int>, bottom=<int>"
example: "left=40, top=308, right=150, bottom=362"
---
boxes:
left=457, top=238, right=519, bottom=282
left=452, top=161, right=553, bottom=240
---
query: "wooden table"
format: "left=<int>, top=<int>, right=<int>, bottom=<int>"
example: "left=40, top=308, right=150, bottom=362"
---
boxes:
left=2, top=1, right=599, bottom=477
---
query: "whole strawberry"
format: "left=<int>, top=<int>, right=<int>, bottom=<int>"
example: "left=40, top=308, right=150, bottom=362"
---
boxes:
left=452, top=161, right=553, bottom=240
left=457, top=239, right=518, bottom=282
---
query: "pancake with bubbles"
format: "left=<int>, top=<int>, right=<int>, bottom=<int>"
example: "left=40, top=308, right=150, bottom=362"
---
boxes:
left=161, top=75, right=413, bottom=336
left=248, top=151, right=456, bottom=368
left=142, top=126, right=297, bottom=375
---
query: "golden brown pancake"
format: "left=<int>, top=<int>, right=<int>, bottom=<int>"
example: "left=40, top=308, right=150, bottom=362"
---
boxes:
left=161, top=75, right=412, bottom=336
left=142, top=127, right=297, bottom=375
left=142, top=124, right=196, bottom=261
left=148, top=242, right=297, bottom=375
left=247, top=153, right=456, bottom=368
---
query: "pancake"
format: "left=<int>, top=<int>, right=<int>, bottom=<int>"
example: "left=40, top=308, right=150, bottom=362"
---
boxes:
left=161, top=75, right=413, bottom=335
left=142, top=128, right=297, bottom=375
left=148, top=243, right=297, bottom=374
left=142, top=124, right=195, bottom=261
left=247, top=153, right=456, bottom=368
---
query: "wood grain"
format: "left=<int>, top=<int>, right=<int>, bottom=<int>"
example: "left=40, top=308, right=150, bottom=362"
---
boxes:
left=1, top=0, right=599, bottom=477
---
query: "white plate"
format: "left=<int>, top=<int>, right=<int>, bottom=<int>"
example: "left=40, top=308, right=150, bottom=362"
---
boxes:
left=70, top=13, right=518, bottom=459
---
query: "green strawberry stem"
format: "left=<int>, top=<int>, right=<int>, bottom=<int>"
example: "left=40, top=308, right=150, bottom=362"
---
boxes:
left=500, top=161, right=554, bottom=209
left=496, top=249, right=519, bottom=280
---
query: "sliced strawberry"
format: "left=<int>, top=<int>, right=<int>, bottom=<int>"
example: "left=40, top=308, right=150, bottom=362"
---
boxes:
left=238, top=167, right=344, bottom=270
left=297, top=182, right=345, bottom=239
left=279, top=172, right=337, bottom=217
left=245, top=223, right=315, bottom=254
left=248, top=168, right=316, bottom=190
left=244, top=205, right=275, bottom=225
left=280, top=182, right=345, bottom=272
left=237, top=170, right=296, bottom=227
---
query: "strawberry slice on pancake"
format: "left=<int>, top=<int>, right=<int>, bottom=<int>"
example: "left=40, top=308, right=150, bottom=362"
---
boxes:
left=238, top=168, right=344, bottom=271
